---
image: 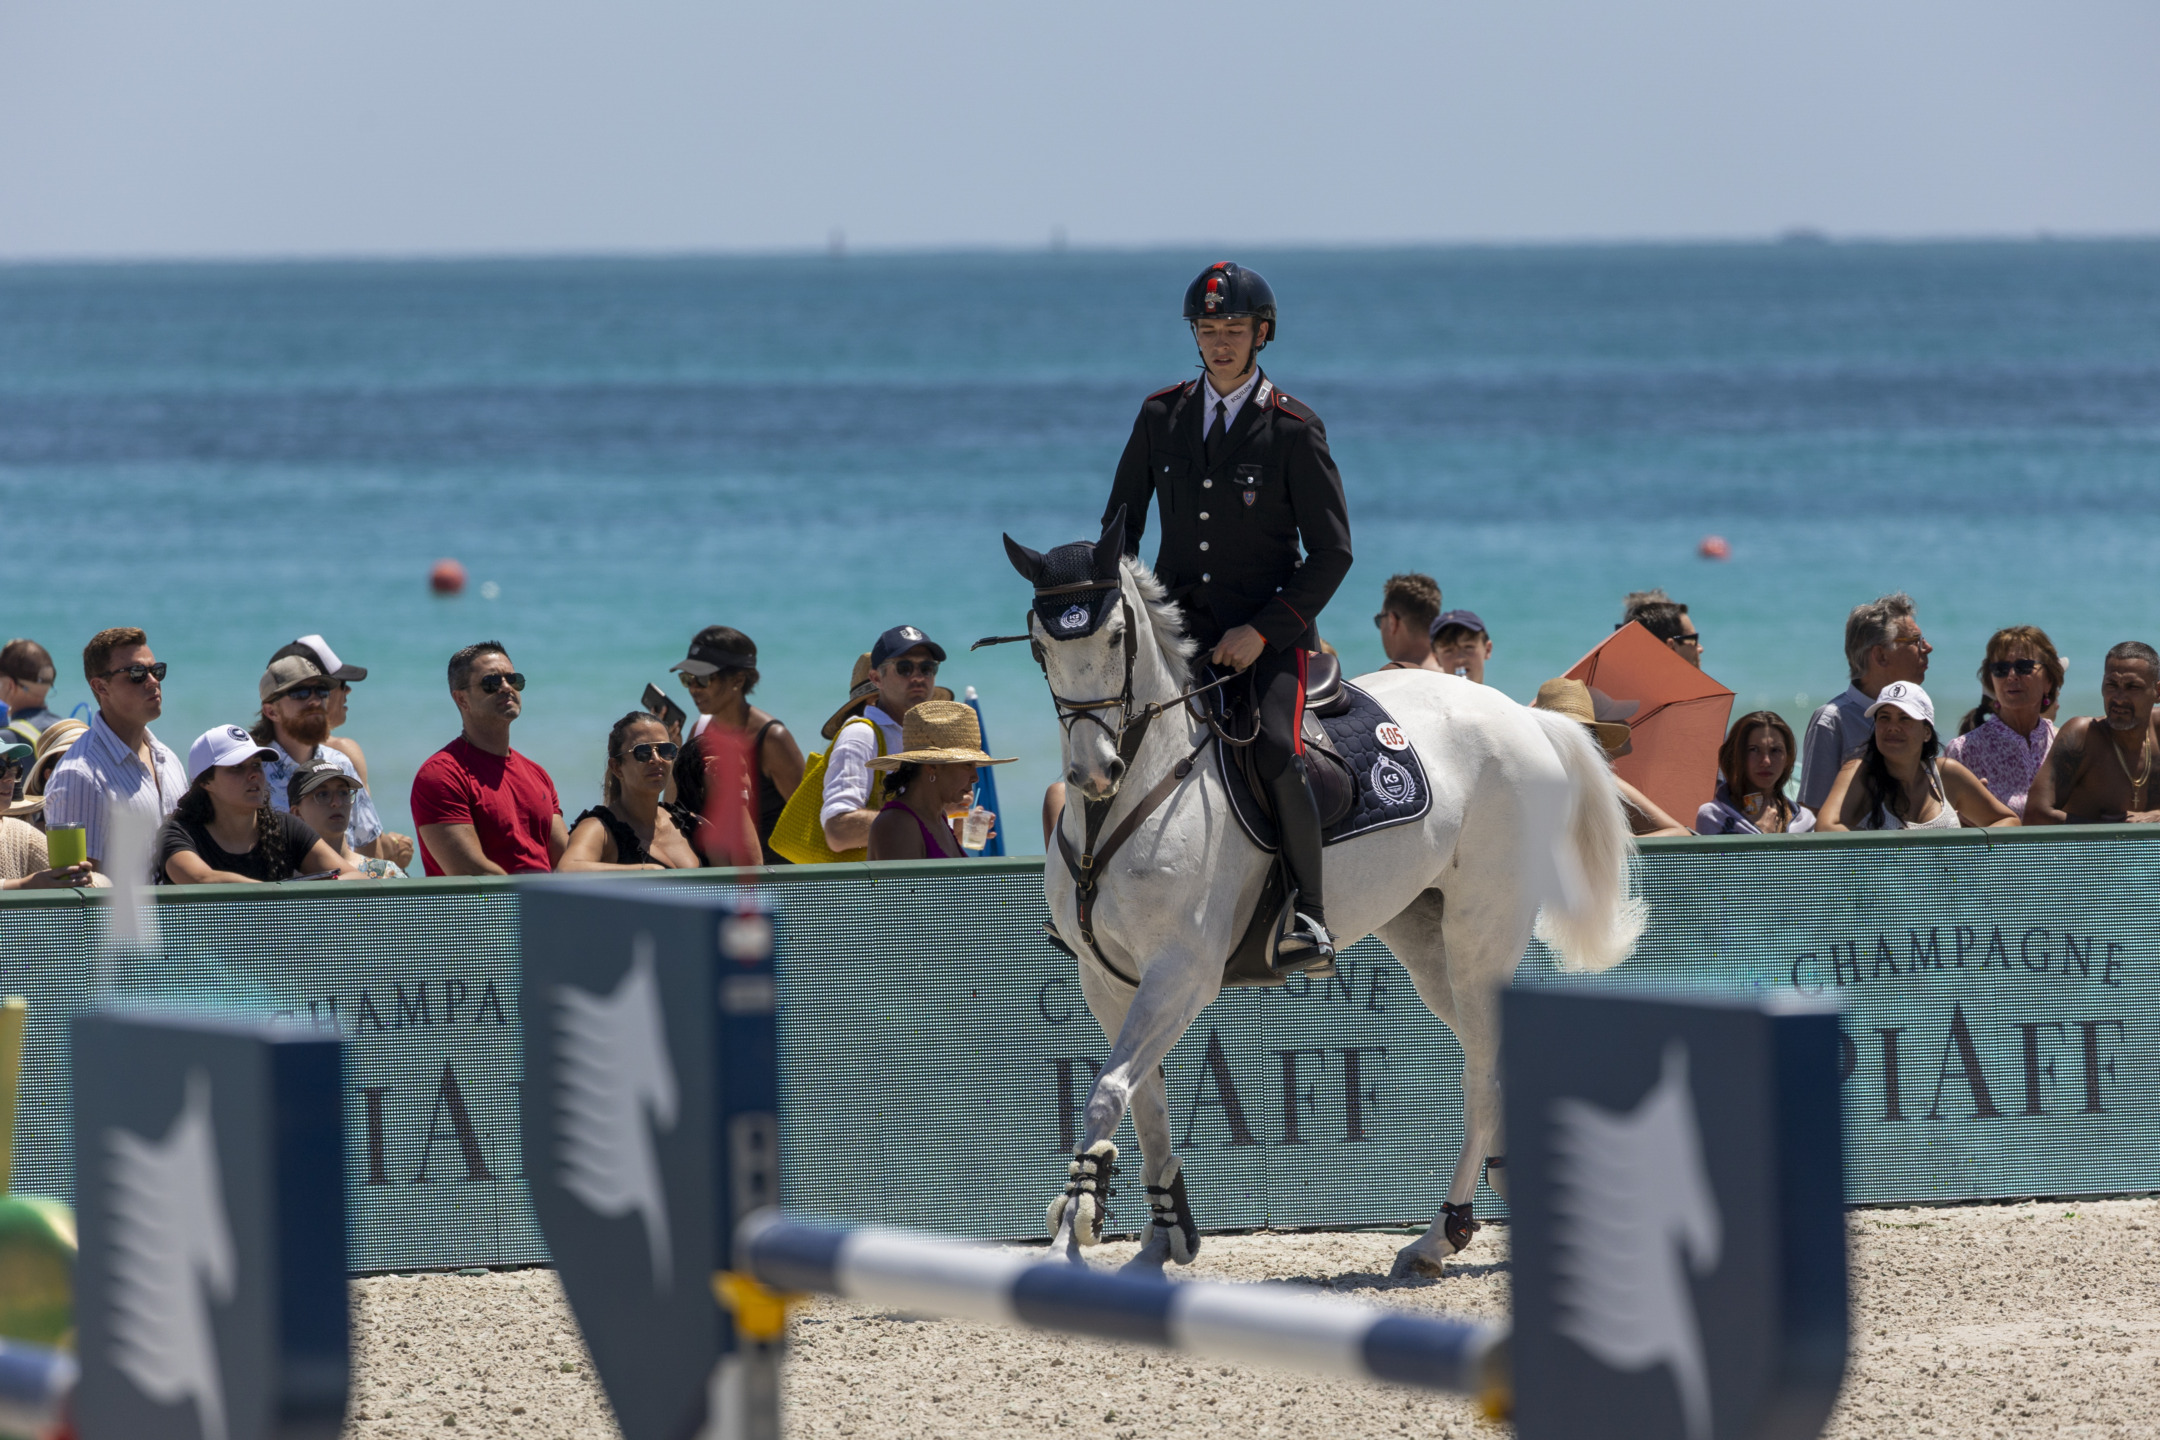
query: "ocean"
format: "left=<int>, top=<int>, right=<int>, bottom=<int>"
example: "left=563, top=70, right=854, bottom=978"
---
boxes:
left=4, top=241, right=2158, bottom=848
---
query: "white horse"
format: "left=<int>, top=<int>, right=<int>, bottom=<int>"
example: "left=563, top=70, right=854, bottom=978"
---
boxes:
left=1004, top=516, right=1645, bottom=1277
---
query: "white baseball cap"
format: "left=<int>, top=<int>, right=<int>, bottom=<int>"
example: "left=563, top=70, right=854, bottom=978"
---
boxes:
left=1864, top=680, right=1936, bottom=728
left=188, top=724, right=278, bottom=783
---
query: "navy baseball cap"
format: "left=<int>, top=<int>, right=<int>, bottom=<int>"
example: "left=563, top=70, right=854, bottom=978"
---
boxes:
left=1431, top=609, right=1488, bottom=638
left=870, top=625, right=946, bottom=669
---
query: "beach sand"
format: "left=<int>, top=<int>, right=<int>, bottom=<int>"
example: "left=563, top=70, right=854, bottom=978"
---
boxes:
left=344, top=1197, right=2160, bottom=1438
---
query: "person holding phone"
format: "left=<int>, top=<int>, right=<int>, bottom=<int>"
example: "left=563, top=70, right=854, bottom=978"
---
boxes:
left=157, top=725, right=345, bottom=884
left=669, top=626, right=804, bottom=863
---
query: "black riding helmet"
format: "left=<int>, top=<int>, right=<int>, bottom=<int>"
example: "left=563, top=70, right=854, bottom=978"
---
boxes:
left=1183, top=261, right=1277, bottom=347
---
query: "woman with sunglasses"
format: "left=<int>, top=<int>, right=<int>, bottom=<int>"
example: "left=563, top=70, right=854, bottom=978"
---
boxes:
left=1943, top=626, right=2065, bottom=819
left=670, top=627, right=804, bottom=864
left=559, top=713, right=704, bottom=871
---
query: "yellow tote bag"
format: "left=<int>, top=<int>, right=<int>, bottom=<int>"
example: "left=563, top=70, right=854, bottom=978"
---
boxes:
left=769, top=716, right=886, bottom=864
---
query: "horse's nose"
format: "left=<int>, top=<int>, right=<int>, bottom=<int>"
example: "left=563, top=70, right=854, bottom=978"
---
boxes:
left=1067, top=765, right=1083, bottom=786
left=1104, top=758, right=1126, bottom=785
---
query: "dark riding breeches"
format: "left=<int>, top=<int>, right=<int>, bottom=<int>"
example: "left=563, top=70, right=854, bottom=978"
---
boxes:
left=1250, top=645, right=1309, bottom=784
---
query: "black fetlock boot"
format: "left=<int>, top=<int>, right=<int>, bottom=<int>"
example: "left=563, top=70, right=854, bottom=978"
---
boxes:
left=1268, top=756, right=1337, bottom=975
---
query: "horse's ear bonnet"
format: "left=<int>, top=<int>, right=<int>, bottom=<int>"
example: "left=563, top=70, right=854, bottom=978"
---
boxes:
left=1014, top=507, right=1126, bottom=641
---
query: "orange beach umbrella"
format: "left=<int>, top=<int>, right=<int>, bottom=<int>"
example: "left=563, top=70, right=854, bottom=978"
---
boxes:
left=1564, top=622, right=1736, bottom=823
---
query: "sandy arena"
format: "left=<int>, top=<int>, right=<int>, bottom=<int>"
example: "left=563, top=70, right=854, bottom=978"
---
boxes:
left=344, top=1198, right=2160, bottom=1439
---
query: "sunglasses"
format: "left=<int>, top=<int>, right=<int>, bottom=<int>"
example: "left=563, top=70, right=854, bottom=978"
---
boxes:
left=627, top=742, right=681, bottom=763
left=889, top=659, right=939, bottom=678
left=279, top=685, right=337, bottom=702
left=103, top=662, right=168, bottom=684
left=11, top=672, right=55, bottom=687
left=1989, top=659, right=2041, bottom=678
left=476, top=672, right=527, bottom=695
left=1672, top=631, right=1703, bottom=647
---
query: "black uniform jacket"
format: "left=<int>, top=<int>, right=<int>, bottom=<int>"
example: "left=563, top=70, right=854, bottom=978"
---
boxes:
left=1102, top=369, right=1353, bottom=652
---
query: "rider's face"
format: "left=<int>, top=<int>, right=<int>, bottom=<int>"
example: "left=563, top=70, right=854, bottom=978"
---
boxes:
left=1193, top=316, right=1260, bottom=381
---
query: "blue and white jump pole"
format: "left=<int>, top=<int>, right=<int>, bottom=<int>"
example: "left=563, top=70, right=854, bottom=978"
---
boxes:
left=738, top=1213, right=1507, bottom=1404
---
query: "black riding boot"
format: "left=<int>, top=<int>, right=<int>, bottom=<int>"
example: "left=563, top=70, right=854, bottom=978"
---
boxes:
left=1268, top=755, right=1337, bottom=973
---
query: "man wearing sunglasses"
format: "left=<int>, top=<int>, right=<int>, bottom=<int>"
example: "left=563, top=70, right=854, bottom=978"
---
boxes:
left=40, top=626, right=187, bottom=878
left=409, top=640, right=568, bottom=876
left=820, top=625, right=948, bottom=855
left=252, top=653, right=414, bottom=869
left=1800, top=592, right=1931, bottom=814
left=1619, top=591, right=1704, bottom=670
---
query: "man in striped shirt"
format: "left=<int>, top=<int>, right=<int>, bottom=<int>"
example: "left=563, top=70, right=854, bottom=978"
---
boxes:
left=40, top=627, right=187, bottom=879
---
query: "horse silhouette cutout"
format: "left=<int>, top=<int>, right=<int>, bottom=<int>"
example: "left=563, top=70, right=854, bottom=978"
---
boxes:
left=554, top=935, right=681, bottom=1290
left=1550, top=1042, right=1722, bottom=1440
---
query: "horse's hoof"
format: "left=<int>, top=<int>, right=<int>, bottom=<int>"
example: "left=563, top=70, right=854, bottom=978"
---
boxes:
left=1390, top=1246, right=1448, bottom=1280
left=1118, top=1249, right=1169, bottom=1277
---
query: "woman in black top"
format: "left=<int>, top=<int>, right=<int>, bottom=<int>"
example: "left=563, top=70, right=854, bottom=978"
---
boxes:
left=560, top=713, right=703, bottom=871
left=670, top=627, right=803, bottom=863
left=159, top=725, right=343, bottom=884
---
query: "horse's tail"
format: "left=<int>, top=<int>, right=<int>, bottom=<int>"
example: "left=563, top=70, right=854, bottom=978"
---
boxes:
left=1526, top=708, right=1647, bottom=974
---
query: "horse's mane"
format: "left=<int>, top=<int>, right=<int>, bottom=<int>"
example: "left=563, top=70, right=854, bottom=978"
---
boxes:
left=1121, top=557, right=1199, bottom=667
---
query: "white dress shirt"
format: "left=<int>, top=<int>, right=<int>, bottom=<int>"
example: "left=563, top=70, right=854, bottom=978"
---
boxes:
left=1201, top=369, right=1262, bottom=444
left=41, top=711, right=186, bottom=876
left=820, top=705, right=907, bottom=829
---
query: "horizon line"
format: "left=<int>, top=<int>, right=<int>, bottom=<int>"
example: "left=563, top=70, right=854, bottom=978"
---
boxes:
left=3, top=228, right=2157, bottom=272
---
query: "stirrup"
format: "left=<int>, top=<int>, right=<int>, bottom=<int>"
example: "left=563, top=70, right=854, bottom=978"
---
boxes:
left=1271, top=902, right=1337, bottom=977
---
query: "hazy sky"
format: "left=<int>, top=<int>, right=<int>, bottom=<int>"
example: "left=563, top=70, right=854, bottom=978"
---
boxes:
left=2, top=0, right=2155, bottom=260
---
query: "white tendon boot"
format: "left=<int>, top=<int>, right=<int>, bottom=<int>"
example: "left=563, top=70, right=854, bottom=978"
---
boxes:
left=1046, top=1140, right=1119, bottom=1245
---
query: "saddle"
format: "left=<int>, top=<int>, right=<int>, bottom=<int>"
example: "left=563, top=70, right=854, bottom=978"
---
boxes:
left=1202, top=655, right=1434, bottom=988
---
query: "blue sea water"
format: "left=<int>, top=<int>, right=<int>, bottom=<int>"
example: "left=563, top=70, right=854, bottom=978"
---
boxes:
left=4, top=241, right=2158, bottom=849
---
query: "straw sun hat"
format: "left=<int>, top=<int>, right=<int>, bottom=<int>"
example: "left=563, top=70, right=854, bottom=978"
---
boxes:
left=869, top=701, right=1015, bottom=771
left=1532, top=678, right=1634, bottom=758
left=5, top=718, right=89, bottom=818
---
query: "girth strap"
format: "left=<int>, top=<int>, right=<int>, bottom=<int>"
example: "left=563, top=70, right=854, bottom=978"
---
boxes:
left=1056, top=730, right=1214, bottom=989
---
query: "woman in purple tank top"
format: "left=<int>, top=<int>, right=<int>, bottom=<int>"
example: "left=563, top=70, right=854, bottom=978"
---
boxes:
left=866, top=700, right=1013, bottom=861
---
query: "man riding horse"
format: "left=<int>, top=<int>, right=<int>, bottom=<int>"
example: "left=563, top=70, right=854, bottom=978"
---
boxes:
left=1099, top=261, right=1353, bottom=970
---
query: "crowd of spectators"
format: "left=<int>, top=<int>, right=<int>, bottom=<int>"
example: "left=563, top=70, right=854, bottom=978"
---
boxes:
left=4, top=579, right=2157, bottom=890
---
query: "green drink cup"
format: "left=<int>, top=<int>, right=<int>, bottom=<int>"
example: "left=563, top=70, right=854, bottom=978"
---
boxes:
left=43, top=827, right=86, bottom=869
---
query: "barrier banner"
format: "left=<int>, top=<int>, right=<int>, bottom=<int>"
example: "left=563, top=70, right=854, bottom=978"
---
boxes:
left=2, top=825, right=2157, bottom=1272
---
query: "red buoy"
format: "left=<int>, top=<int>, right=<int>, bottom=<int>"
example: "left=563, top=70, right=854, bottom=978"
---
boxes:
left=1698, top=535, right=1732, bottom=561
left=430, top=558, right=468, bottom=595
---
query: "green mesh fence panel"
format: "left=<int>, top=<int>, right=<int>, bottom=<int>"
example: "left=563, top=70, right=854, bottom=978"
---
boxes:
left=2, top=825, right=2154, bottom=1272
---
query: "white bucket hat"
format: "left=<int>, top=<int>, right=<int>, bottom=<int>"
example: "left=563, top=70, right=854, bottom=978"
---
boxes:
left=1864, top=680, right=1936, bottom=729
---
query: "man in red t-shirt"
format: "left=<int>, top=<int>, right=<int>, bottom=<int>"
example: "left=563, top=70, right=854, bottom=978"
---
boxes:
left=410, top=641, right=568, bottom=876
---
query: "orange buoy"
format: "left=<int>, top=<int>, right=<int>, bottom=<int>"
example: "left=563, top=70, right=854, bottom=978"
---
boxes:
left=430, top=558, right=468, bottom=595
left=1698, top=535, right=1731, bottom=561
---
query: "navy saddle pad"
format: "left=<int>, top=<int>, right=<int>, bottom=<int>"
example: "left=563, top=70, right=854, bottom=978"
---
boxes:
left=1218, top=681, right=1433, bottom=853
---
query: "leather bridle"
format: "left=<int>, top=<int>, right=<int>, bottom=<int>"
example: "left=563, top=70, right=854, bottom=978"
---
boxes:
left=974, top=576, right=1240, bottom=987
